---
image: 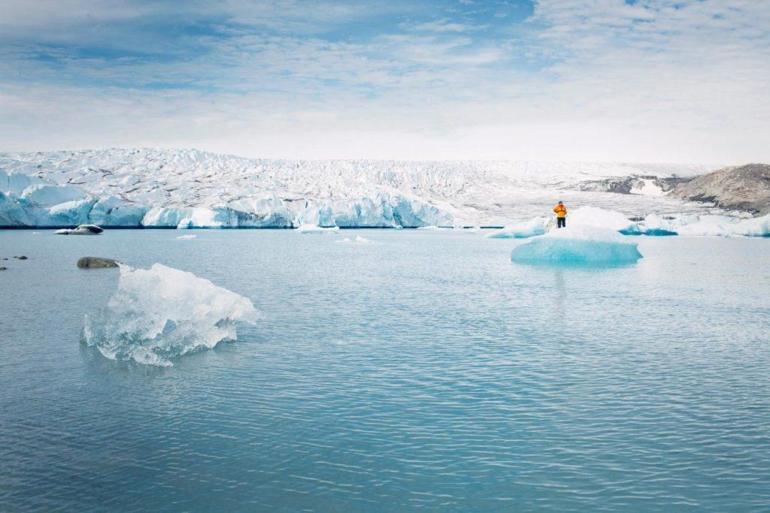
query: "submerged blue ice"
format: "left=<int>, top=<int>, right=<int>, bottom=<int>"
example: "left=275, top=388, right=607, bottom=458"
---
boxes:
left=511, top=226, right=643, bottom=266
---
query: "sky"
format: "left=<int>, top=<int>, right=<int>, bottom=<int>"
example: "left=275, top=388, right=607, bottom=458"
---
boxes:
left=0, top=0, right=769, bottom=163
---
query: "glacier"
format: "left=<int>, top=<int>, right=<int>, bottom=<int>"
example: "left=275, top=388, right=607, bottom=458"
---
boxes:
left=0, top=148, right=719, bottom=229
left=82, top=263, right=259, bottom=367
left=511, top=226, right=643, bottom=266
left=1, top=149, right=767, bottom=234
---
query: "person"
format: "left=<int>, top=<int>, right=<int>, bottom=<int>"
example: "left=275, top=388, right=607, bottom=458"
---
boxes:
left=553, top=201, right=567, bottom=228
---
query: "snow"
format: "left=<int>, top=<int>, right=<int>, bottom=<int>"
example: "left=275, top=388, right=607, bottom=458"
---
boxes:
left=630, top=178, right=666, bottom=196
left=82, top=263, right=259, bottom=367
left=0, top=148, right=713, bottom=228
left=486, top=217, right=547, bottom=239
left=510, top=226, right=643, bottom=266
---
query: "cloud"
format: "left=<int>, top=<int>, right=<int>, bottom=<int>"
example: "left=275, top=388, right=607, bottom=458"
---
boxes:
left=0, top=0, right=768, bottom=163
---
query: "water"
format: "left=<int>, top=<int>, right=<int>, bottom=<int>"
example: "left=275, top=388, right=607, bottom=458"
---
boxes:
left=1, top=229, right=769, bottom=513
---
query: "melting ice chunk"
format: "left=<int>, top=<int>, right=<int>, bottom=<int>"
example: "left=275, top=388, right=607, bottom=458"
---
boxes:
left=511, top=226, right=643, bottom=266
left=82, top=264, right=259, bottom=366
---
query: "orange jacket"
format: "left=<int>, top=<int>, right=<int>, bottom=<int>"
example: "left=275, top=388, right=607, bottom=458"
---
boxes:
left=553, top=204, right=567, bottom=218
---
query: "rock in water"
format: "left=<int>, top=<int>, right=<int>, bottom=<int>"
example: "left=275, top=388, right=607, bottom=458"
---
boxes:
left=14, top=255, right=28, bottom=260
left=77, top=257, right=119, bottom=269
left=673, top=164, right=770, bottom=215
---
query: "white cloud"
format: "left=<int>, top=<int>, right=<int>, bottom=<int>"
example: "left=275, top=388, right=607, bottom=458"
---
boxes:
left=0, top=0, right=768, bottom=164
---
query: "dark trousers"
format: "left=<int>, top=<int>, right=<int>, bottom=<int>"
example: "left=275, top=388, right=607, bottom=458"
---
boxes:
left=557, top=217, right=566, bottom=228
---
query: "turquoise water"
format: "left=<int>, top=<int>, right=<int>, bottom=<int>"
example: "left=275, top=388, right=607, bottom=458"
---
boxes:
left=1, top=230, right=769, bottom=512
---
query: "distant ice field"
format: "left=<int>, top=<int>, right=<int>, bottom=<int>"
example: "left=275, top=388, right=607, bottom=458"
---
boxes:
left=1, top=229, right=769, bottom=513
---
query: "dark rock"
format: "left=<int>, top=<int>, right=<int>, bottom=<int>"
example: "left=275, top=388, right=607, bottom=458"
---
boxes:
left=578, top=175, right=688, bottom=194
left=77, top=257, right=120, bottom=269
left=672, top=163, right=770, bottom=215
left=0, top=266, right=6, bottom=271
left=14, top=256, right=28, bottom=260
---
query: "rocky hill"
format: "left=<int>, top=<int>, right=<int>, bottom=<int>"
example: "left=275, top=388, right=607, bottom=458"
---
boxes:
left=672, top=164, right=770, bottom=215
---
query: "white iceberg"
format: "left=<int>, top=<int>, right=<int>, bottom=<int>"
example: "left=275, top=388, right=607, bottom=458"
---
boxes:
left=638, top=213, right=678, bottom=236
left=82, top=263, right=259, bottom=366
left=511, top=226, right=643, bottom=266
left=55, top=224, right=103, bottom=235
left=734, top=214, right=770, bottom=237
left=673, top=213, right=770, bottom=237
left=296, top=223, right=340, bottom=233
left=568, top=206, right=640, bottom=234
left=486, top=217, right=547, bottom=239
left=336, top=235, right=373, bottom=244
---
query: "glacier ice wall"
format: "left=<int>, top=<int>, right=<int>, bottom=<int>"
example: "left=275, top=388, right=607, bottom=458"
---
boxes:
left=82, top=264, right=259, bottom=367
left=0, top=149, right=717, bottom=228
left=511, top=226, right=643, bottom=266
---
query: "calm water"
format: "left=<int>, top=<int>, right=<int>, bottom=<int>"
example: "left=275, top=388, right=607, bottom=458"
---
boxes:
left=1, top=229, right=769, bottom=513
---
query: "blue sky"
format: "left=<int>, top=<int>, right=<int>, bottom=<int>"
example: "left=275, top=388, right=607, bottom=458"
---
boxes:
left=1, top=0, right=769, bottom=163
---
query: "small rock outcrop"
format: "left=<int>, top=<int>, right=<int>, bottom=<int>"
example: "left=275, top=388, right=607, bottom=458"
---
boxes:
left=672, top=164, right=770, bottom=215
left=578, top=175, right=687, bottom=194
left=77, top=257, right=119, bottom=269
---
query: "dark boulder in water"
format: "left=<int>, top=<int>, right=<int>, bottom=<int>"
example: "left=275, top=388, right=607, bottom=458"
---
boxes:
left=14, top=255, right=28, bottom=260
left=77, top=257, right=119, bottom=269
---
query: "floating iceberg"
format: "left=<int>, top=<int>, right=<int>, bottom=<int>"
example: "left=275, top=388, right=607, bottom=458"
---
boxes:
left=673, top=213, right=770, bottom=237
left=511, top=226, right=643, bottom=266
left=296, top=224, right=340, bottom=233
left=638, top=213, right=678, bottom=236
left=568, top=206, right=641, bottom=234
left=734, top=214, right=770, bottom=237
left=486, top=217, right=547, bottom=239
left=82, top=264, right=259, bottom=366
left=336, top=235, right=372, bottom=244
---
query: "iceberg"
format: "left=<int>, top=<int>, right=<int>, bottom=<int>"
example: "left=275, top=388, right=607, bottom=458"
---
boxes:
left=82, top=264, right=259, bottom=366
left=296, top=223, right=340, bottom=233
left=638, top=213, right=678, bottom=236
left=486, top=217, right=547, bottom=239
left=511, top=226, right=643, bottom=266
left=674, top=215, right=745, bottom=237
left=673, top=213, right=770, bottom=237
left=568, top=206, right=640, bottom=234
left=336, top=235, right=373, bottom=244
left=734, top=214, right=770, bottom=237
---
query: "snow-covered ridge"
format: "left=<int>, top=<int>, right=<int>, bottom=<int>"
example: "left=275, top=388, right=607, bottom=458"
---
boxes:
left=0, top=148, right=714, bottom=228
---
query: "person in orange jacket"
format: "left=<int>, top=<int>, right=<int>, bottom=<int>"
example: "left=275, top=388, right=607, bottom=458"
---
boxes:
left=553, top=201, right=567, bottom=228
